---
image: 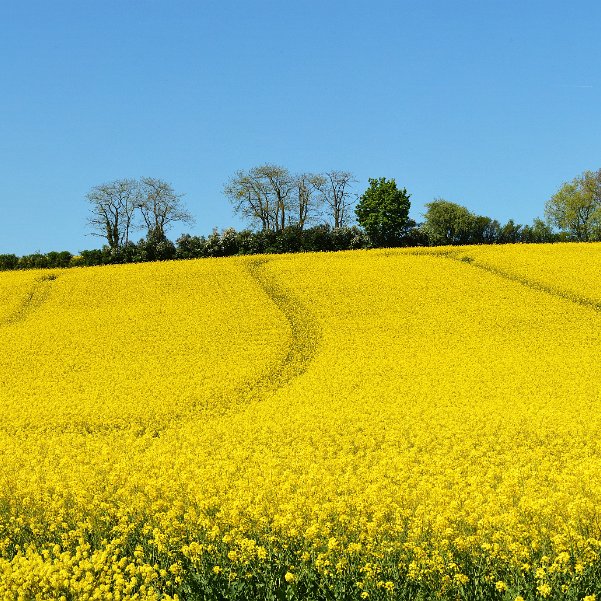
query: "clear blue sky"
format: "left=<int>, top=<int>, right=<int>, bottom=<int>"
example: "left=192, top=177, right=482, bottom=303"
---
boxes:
left=1, top=0, right=599, bottom=255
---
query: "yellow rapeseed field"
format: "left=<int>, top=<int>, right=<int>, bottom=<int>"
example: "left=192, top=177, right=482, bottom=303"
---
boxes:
left=1, top=245, right=601, bottom=600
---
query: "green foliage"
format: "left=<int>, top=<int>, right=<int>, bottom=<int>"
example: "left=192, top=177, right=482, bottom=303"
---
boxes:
left=545, top=169, right=601, bottom=241
left=174, top=225, right=370, bottom=259
left=355, top=178, right=412, bottom=247
left=0, top=254, right=19, bottom=271
left=17, top=253, right=48, bottom=269
left=138, top=227, right=177, bottom=262
left=498, top=219, right=522, bottom=244
left=520, top=218, right=558, bottom=244
left=45, top=251, right=73, bottom=268
left=79, top=249, right=107, bottom=266
left=422, top=199, right=479, bottom=245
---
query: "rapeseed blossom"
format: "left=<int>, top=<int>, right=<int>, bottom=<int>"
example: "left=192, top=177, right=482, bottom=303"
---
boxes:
left=1, top=246, right=601, bottom=599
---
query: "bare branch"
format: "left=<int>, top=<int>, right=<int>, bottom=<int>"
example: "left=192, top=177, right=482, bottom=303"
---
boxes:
left=138, top=177, right=192, bottom=239
left=316, top=171, right=357, bottom=228
left=86, top=179, right=140, bottom=250
left=224, top=165, right=294, bottom=232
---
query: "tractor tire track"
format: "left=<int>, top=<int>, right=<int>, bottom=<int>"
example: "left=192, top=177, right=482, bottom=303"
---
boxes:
left=0, top=262, right=321, bottom=436
left=1, top=274, right=58, bottom=326
left=408, top=249, right=601, bottom=313
left=458, top=256, right=601, bottom=313
left=244, top=259, right=321, bottom=400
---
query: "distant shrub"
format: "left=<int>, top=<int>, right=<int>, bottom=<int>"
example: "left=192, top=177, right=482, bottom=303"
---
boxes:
left=0, top=254, right=19, bottom=271
left=175, top=234, right=207, bottom=260
left=70, top=255, right=85, bottom=267
left=18, top=253, right=48, bottom=269
left=46, top=251, right=73, bottom=268
left=79, top=249, right=107, bottom=267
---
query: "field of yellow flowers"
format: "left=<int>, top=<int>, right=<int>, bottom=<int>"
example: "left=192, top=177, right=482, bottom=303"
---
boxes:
left=1, top=244, right=601, bottom=600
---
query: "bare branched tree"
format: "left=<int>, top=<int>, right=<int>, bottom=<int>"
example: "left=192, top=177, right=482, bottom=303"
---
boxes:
left=86, top=179, right=140, bottom=251
left=138, top=177, right=193, bottom=239
left=260, top=165, right=295, bottom=231
left=224, top=169, right=273, bottom=231
left=225, top=166, right=357, bottom=231
left=317, top=171, right=357, bottom=228
left=224, top=165, right=295, bottom=232
left=293, top=173, right=325, bottom=230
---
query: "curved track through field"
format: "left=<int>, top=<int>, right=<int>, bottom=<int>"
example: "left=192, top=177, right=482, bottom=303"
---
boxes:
left=243, top=259, right=321, bottom=401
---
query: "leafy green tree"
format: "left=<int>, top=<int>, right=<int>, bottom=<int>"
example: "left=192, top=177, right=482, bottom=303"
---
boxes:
left=0, top=254, right=19, bottom=270
left=520, top=218, right=558, bottom=243
left=545, top=169, right=601, bottom=241
left=472, top=215, right=501, bottom=244
left=498, top=219, right=523, bottom=244
left=422, top=199, right=477, bottom=245
left=355, top=178, right=411, bottom=247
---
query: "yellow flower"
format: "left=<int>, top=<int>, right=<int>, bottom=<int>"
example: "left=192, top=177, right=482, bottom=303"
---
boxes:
left=2, top=246, right=601, bottom=597
left=537, top=583, right=552, bottom=597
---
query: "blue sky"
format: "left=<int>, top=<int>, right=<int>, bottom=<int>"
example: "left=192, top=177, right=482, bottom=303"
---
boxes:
left=1, top=0, right=599, bottom=255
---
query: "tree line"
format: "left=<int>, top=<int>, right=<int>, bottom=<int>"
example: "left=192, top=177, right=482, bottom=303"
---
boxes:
left=1, top=165, right=599, bottom=271
left=224, top=166, right=357, bottom=231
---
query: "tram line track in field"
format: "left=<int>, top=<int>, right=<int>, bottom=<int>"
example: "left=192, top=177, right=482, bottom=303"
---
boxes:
left=128, top=259, right=321, bottom=437
left=408, top=248, right=601, bottom=314
left=1, top=274, right=58, bottom=326
left=244, top=258, right=322, bottom=399
left=0, top=261, right=321, bottom=437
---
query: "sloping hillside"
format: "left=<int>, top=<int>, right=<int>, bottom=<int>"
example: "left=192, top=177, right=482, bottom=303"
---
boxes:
left=1, top=246, right=601, bottom=600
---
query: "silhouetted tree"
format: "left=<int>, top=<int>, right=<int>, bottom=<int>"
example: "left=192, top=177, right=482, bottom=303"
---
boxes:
left=317, top=170, right=357, bottom=228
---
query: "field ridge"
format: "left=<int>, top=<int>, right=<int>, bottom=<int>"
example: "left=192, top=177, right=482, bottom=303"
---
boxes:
left=3, top=248, right=601, bottom=600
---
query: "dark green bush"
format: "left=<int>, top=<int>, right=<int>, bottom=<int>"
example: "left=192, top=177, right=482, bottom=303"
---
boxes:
left=0, top=254, right=19, bottom=270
